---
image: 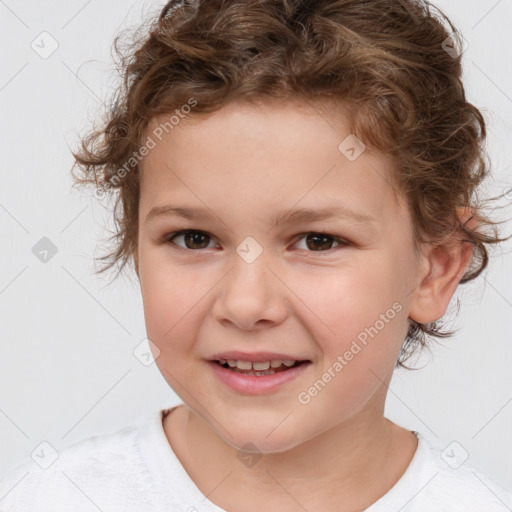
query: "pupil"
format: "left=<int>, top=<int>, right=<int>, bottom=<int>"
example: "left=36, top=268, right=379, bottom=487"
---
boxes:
left=306, top=233, right=333, bottom=251
left=185, top=232, right=209, bottom=249
left=182, top=232, right=334, bottom=251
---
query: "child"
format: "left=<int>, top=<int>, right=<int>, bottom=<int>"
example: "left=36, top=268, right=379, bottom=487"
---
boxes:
left=1, top=0, right=511, bottom=510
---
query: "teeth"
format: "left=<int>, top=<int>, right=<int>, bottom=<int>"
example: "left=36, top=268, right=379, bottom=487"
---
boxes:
left=252, top=361, right=270, bottom=371
left=220, top=359, right=298, bottom=371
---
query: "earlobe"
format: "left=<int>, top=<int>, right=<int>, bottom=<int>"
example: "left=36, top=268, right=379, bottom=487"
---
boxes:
left=408, top=208, right=477, bottom=324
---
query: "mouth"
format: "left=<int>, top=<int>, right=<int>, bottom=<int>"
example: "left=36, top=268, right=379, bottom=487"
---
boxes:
left=212, top=358, right=309, bottom=376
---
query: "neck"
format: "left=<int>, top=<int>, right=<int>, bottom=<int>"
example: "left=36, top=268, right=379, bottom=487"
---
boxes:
left=165, top=401, right=418, bottom=511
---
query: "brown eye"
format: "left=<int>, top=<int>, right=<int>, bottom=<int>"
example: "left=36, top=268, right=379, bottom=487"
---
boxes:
left=169, top=230, right=215, bottom=250
left=295, top=232, right=347, bottom=252
left=306, top=233, right=335, bottom=251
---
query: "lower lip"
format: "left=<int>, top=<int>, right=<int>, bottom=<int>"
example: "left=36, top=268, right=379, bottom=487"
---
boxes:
left=207, top=361, right=311, bottom=395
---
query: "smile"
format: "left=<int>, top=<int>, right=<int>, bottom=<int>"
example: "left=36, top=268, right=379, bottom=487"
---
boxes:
left=216, top=358, right=302, bottom=376
left=208, top=359, right=311, bottom=395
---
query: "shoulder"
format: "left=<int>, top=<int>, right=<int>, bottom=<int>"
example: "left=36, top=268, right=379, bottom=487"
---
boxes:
left=397, top=433, right=512, bottom=511
left=0, top=412, right=161, bottom=512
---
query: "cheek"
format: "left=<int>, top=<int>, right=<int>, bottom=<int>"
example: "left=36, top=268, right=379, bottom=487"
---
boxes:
left=139, top=260, right=189, bottom=338
left=139, top=260, right=214, bottom=362
left=293, top=262, right=401, bottom=331
left=290, top=262, right=408, bottom=377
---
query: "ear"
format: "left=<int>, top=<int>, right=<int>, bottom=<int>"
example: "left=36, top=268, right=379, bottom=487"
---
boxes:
left=408, top=208, right=477, bottom=324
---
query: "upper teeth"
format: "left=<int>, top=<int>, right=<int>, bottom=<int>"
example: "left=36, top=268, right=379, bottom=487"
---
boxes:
left=220, top=359, right=296, bottom=370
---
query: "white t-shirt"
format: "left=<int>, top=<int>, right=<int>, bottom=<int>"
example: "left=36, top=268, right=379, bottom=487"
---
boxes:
left=1, top=406, right=511, bottom=511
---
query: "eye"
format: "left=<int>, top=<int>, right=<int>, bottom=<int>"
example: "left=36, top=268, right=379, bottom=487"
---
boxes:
left=164, top=230, right=349, bottom=253
left=167, top=230, right=217, bottom=250
left=294, top=232, right=349, bottom=252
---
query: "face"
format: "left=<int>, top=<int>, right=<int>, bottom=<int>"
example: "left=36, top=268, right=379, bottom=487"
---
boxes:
left=136, top=98, right=425, bottom=453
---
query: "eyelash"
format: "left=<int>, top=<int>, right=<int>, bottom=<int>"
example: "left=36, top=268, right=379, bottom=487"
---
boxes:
left=164, top=230, right=350, bottom=255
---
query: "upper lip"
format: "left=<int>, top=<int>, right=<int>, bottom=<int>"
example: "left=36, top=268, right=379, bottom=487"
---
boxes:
left=209, top=351, right=310, bottom=363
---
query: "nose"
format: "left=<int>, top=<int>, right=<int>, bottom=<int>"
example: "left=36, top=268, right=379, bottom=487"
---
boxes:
left=212, top=252, right=289, bottom=332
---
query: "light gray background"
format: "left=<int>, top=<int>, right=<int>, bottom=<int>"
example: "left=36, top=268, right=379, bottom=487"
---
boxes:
left=1, top=0, right=511, bottom=493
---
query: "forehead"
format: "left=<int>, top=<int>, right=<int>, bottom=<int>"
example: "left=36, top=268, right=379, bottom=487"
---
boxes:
left=139, top=98, right=407, bottom=228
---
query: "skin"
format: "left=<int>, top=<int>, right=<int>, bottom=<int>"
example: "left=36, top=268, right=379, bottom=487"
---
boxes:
left=134, top=97, right=474, bottom=511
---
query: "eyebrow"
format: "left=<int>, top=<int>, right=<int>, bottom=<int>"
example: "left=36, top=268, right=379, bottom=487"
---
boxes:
left=145, top=204, right=376, bottom=227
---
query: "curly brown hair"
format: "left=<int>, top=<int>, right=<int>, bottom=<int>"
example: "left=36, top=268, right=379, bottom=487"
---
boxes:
left=70, top=0, right=511, bottom=368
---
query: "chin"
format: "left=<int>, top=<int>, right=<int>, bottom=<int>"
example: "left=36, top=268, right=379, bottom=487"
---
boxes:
left=216, top=422, right=309, bottom=455
left=230, top=437, right=303, bottom=456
